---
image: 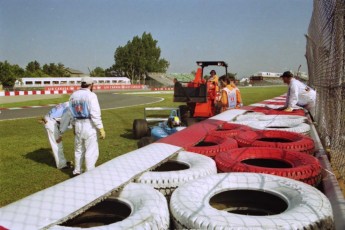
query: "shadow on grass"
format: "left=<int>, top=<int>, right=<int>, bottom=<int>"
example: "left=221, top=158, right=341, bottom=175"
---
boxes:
left=120, top=129, right=136, bottom=140
left=24, top=148, right=73, bottom=176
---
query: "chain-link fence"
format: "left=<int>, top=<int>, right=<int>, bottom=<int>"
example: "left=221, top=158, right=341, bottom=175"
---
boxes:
left=305, top=0, right=345, bottom=180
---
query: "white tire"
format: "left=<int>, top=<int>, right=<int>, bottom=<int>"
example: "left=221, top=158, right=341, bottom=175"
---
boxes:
left=50, top=183, right=170, bottom=230
left=170, top=173, right=334, bottom=230
left=264, top=99, right=286, bottom=102
left=234, top=114, right=306, bottom=124
left=257, top=114, right=307, bottom=122
left=233, top=120, right=311, bottom=135
left=135, top=151, right=217, bottom=198
left=234, top=112, right=265, bottom=121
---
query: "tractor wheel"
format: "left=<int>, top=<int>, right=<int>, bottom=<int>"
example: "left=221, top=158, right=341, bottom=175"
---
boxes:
left=133, top=119, right=149, bottom=139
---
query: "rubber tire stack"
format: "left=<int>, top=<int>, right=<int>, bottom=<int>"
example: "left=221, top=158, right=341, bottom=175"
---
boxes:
left=234, top=130, right=315, bottom=155
left=208, top=122, right=253, bottom=138
left=170, top=173, right=334, bottom=229
left=135, top=151, right=217, bottom=199
left=53, top=183, right=170, bottom=230
left=185, top=134, right=238, bottom=157
left=215, top=147, right=322, bottom=186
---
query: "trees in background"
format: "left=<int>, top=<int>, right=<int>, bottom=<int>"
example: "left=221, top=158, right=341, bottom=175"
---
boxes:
left=25, top=61, right=47, bottom=77
left=0, top=60, right=72, bottom=87
left=113, top=32, right=169, bottom=83
left=1, top=32, right=170, bottom=86
left=0, top=61, right=25, bottom=87
left=42, top=63, right=70, bottom=77
left=89, top=67, right=105, bottom=77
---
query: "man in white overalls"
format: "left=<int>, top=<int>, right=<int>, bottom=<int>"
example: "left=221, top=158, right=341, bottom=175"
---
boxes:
left=42, top=102, right=72, bottom=169
left=69, top=77, right=105, bottom=176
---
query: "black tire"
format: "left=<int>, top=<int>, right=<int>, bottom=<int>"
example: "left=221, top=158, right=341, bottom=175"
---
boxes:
left=132, top=119, right=148, bottom=139
left=137, top=136, right=155, bottom=148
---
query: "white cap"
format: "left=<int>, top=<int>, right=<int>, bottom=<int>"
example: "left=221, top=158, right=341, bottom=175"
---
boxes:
left=81, top=77, right=93, bottom=85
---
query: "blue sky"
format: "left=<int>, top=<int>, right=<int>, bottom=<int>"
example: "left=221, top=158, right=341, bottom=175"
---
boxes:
left=0, top=0, right=313, bottom=78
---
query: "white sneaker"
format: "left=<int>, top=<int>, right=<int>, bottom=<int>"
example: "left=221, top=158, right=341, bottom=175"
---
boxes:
left=72, top=170, right=81, bottom=176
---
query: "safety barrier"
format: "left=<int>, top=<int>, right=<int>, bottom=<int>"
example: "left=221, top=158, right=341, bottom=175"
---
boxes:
left=1, top=99, right=344, bottom=229
left=0, top=85, right=147, bottom=97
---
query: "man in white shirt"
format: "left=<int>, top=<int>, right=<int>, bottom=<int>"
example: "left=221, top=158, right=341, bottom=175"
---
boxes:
left=278, top=71, right=316, bottom=118
left=68, top=77, right=105, bottom=176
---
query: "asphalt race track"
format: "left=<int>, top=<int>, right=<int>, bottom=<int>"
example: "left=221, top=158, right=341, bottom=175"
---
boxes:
left=0, top=92, right=163, bottom=121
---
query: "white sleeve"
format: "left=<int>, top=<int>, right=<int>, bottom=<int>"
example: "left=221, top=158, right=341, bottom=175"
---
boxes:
left=89, top=93, right=104, bottom=130
left=59, top=109, right=73, bottom=135
left=288, top=82, right=299, bottom=108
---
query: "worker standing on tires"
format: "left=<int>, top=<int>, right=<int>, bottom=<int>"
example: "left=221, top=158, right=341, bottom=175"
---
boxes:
left=41, top=102, right=72, bottom=169
left=277, top=71, right=316, bottom=117
left=69, top=77, right=105, bottom=176
left=218, top=75, right=242, bottom=112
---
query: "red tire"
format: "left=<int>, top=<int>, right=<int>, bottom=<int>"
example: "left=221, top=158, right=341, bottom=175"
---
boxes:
left=235, top=130, right=315, bottom=155
left=185, top=134, right=238, bottom=158
left=215, top=147, right=322, bottom=186
left=208, top=123, right=252, bottom=138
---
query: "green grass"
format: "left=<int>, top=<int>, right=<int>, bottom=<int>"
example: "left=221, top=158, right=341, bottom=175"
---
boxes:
left=0, top=86, right=286, bottom=207
left=0, top=95, right=71, bottom=108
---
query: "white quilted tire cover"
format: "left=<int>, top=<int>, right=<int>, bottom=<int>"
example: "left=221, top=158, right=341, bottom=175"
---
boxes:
left=50, top=183, right=170, bottom=230
left=135, top=151, right=217, bottom=197
left=257, top=114, right=306, bottom=121
left=263, top=99, right=286, bottom=102
left=170, top=173, right=334, bottom=230
left=234, top=112, right=265, bottom=121
left=250, top=103, right=282, bottom=109
left=232, top=120, right=311, bottom=135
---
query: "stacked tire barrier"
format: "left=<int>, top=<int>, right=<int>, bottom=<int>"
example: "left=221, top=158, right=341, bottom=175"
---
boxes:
left=215, top=147, right=322, bottom=186
left=135, top=151, right=217, bottom=199
left=1, top=96, right=344, bottom=229
left=170, top=173, right=334, bottom=229
left=235, top=130, right=315, bottom=155
left=158, top=100, right=336, bottom=228
left=53, top=183, right=170, bottom=229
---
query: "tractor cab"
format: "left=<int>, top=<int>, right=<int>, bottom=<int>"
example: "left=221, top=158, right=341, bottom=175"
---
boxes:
left=173, top=61, right=229, bottom=125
